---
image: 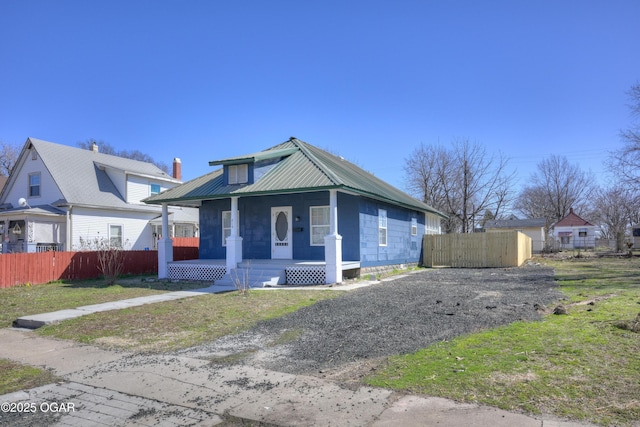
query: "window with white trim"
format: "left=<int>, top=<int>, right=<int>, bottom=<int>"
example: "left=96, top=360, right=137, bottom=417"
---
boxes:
left=379, top=209, right=387, bottom=246
left=28, top=173, right=41, bottom=197
left=150, top=183, right=161, bottom=195
left=109, top=224, right=123, bottom=248
left=310, top=206, right=330, bottom=246
left=221, top=210, right=239, bottom=246
left=411, top=218, right=418, bottom=236
left=228, top=164, right=248, bottom=184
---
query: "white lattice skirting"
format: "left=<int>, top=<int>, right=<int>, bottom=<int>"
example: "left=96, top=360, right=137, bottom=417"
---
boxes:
left=168, top=263, right=227, bottom=282
left=285, top=266, right=326, bottom=285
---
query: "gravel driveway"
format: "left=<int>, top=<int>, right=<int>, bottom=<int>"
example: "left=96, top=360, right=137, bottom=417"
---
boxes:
left=176, top=265, right=564, bottom=380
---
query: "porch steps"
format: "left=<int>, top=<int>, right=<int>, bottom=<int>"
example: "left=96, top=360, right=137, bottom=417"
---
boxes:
left=214, top=262, right=286, bottom=288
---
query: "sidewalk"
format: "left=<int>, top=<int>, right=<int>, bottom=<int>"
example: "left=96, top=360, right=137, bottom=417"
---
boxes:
left=13, top=281, right=374, bottom=329
left=2, top=292, right=595, bottom=426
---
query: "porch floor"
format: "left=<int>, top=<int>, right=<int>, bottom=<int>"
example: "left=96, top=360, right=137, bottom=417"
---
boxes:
left=167, top=259, right=360, bottom=285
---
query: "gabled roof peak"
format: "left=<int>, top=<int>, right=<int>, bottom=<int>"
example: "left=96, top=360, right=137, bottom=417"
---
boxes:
left=554, top=208, right=594, bottom=227
left=148, top=136, right=447, bottom=218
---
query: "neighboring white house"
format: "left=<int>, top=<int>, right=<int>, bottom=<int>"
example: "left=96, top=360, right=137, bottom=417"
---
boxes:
left=0, top=137, right=198, bottom=252
left=552, top=208, right=596, bottom=250
left=484, top=216, right=547, bottom=253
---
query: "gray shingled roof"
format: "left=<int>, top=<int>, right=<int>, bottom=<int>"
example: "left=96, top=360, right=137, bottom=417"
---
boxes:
left=25, top=138, right=176, bottom=211
left=144, top=137, right=447, bottom=218
left=484, top=218, right=546, bottom=229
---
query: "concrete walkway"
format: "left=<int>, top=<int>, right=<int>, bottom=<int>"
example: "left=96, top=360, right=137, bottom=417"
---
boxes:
left=2, top=287, right=595, bottom=426
left=13, top=281, right=374, bottom=329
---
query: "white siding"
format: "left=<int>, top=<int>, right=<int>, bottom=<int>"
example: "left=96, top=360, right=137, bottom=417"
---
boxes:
left=33, top=221, right=65, bottom=244
left=425, top=212, right=442, bottom=235
left=126, top=175, right=175, bottom=204
left=2, top=148, right=64, bottom=207
left=127, top=175, right=150, bottom=204
left=71, top=207, right=158, bottom=250
left=553, top=225, right=596, bottom=249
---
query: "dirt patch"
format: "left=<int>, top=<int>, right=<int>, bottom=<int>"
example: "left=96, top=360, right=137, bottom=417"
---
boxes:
left=176, top=265, right=564, bottom=380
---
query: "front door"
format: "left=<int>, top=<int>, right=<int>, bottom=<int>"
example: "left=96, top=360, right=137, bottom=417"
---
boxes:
left=271, top=206, right=292, bottom=259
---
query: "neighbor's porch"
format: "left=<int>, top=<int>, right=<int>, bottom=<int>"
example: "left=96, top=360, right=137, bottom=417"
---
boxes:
left=167, top=259, right=361, bottom=287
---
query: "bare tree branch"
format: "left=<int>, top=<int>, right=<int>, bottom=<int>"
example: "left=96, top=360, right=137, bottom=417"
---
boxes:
left=0, top=141, right=20, bottom=176
left=515, top=155, right=596, bottom=228
left=404, top=139, right=516, bottom=233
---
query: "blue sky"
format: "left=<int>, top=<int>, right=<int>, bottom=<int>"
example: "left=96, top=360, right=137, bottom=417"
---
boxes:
left=1, top=0, right=638, bottom=194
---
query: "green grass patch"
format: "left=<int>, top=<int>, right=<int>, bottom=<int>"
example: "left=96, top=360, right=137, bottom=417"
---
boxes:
left=38, top=290, right=342, bottom=352
left=366, top=256, right=640, bottom=426
left=0, top=359, right=60, bottom=395
left=0, top=276, right=208, bottom=328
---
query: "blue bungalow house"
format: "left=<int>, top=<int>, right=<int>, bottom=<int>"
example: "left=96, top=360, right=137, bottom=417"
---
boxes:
left=144, top=137, right=446, bottom=286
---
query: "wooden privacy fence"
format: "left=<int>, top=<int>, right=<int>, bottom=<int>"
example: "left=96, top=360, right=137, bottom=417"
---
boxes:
left=0, top=238, right=199, bottom=288
left=422, top=232, right=532, bottom=268
left=172, top=237, right=199, bottom=260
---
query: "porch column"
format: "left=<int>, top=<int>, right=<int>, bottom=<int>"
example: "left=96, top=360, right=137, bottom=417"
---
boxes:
left=324, top=189, right=342, bottom=284
left=158, top=203, right=173, bottom=279
left=226, top=196, right=243, bottom=271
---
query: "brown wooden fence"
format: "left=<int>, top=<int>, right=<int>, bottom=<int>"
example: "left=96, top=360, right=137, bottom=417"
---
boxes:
left=171, top=237, right=199, bottom=261
left=0, top=238, right=199, bottom=289
left=422, top=231, right=532, bottom=268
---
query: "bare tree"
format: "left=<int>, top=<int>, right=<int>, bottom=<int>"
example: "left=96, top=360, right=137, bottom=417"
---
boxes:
left=609, top=82, right=640, bottom=189
left=404, top=139, right=516, bottom=233
left=515, top=155, right=596, bottom=228
left=405, top=144, right=451, bottom=226
left=593, top=185, right=640, bottom=252
left=0, top=141, right=20, bottom=176
left=78, top=139, right=170, bottom=173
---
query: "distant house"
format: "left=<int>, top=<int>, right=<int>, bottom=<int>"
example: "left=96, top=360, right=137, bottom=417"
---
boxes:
left=0, top=138, right=198, bottom=253
left=144, top=137, right=447, bottom=284
left=552, top=208, right=596, bottom=250
left=484, top=216, right=547, bottom=253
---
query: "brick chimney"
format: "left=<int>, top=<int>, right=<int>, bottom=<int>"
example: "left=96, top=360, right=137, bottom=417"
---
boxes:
left=173, top=158, right=182, bottom=180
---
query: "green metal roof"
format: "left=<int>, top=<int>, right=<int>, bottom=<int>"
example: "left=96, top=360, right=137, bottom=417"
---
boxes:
left=208, top=147, right=299, bottom=166
left=144, top=138, right=447, bottom=218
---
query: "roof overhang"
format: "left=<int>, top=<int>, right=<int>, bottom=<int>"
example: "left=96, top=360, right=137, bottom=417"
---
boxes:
left=145, top=184, right=447, bottom=218
left=0, top=205, right=66, bottom=218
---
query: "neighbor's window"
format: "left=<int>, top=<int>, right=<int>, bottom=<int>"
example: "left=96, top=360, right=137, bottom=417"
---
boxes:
left=228, top=164, right=248, bottom=184
left=28, top=173, right=41, bottom=197
left=561, top=236, right=570, bottom=244
left=222, top=210, right=239, bottom=246
left=310, top=206, right=330, bottom=245
left=379, top=209, right=387, bottom=246
left=150, top=183, right=161, bottom=195
left=109, top=224, right=123, bottom=248
left=578, top=228, right=587, bottom=237
left=411, top=218, right=418, bottom=236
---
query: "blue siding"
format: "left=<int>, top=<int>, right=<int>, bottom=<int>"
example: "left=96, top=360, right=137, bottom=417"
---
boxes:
left=337, top=193, right=360, bottom=261
left=198, top=192, right=360, bottom=261
left=359, top=199, right=425, bottom=267
left=199, top=199, right=230, bottom=259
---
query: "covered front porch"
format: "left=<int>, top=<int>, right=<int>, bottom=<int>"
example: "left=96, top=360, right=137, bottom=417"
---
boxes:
left=157, top=189, right=347, bottom=285
left=167, top=259, right=361, bottom=287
